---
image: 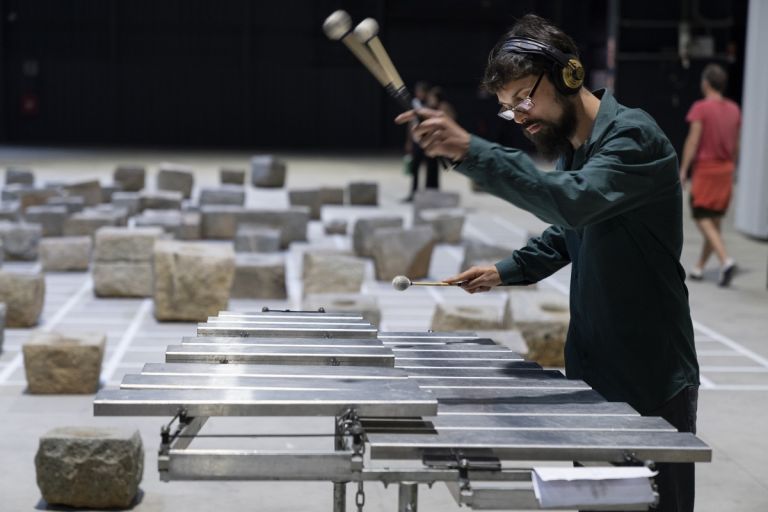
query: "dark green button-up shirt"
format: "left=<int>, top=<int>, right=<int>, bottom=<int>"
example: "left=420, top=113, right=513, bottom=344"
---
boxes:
left=455, top=89, right=699, bottom=414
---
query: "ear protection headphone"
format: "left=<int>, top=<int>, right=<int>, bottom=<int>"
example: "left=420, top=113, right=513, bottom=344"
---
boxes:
left=500, top=37, right=585, bottom=95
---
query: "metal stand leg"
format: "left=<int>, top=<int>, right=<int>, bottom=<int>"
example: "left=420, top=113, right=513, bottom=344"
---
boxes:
left=398, top=482, right=418, bottom=512
left=333, top=482, right=347, bottom=512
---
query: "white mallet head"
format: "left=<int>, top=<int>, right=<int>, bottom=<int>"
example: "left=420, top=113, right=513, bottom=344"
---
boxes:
left=392, top=275, right=411, bottom=291
left=353, top=18, right=379, bottom=43
left=323, top=10, right=352, bottom=40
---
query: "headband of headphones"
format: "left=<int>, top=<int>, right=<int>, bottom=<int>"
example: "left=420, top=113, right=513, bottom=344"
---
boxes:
left=499, top=36, right=585, bottom=93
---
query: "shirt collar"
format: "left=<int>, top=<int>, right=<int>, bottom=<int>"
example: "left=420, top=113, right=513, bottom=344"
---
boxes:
left=584, top=88, right=618, bottom=151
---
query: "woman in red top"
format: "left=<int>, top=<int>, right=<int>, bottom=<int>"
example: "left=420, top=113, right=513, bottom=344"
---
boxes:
left=679, top=64, right=741, bottom=287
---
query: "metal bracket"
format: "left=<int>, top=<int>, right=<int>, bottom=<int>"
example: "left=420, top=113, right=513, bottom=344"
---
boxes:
left=261, top=306, right=325, bottom=313
left=422, top=449, right=502, bottom=497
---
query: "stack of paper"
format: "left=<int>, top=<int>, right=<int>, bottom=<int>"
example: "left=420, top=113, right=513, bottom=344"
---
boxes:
left=532, top=466, right=658, bottom=509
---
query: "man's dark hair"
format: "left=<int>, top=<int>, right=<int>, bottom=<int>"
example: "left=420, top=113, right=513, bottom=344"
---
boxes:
left=482, top=14, right=579, bottom=93
left=702, top=63, right=727, bottom=93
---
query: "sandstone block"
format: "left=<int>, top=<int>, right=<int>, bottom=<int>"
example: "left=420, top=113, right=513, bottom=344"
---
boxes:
left=370, top=225, right=436, bottom=280
left=199, top=185, right=245, bottom=206
left=4, top=185, right=58, bottom=211
left=250, top=155, right=286, bottom=188
left=509, top=291, right=570, bottom=367
left=0, top=303, right=5, bottom=352
left=303, top=293, right=380, bottom=326
left=40, top=237, right=92, bottom=271
left=101, top=183, right=123, bottom=203
left=288, top=188, right=322, bottom=220
left=324, top=219, right=347, bottom=235
left=23, top=331, right=105, bottom=393
left=157, top=163, right=194, bottom=199
left=47, top=195, right=85, bottom=213
left=0, top=221, right=42, bottom=260
left=461, top=239, right=515, bottom=269
left=93, top=262, right=154, bottom=297
left=431, top=302, right=508, bottom=331
left=139, top=190, right=183, bottom=211
left=134, top=209, right=200, bottom=240
left=154, top=241, right=235, bottom=321
left=419, top=207, right=466, bottom=244
left=220, top=167, right=245, bottom=185
left=5, top=167, right=34, bottom=185
left=319, top=187, right=344, bottom=205
left=0, top=202, right=20, bottom=222
left=302, top=251, right=366, bottom=296
left=230, top=253, right=287, bottom=299
left=347, top=181, right=378, bottom=205
left=113, top=165, right=146, bottom=192
left=201, top=205, right=243, bottom=239
left=234, top=225, right=281, bottom=253
left=0, top=271, right=45, bottom=327
left=35, top=427, right=143, bottom=508
left=240, top=208, right=309, bottom=248
left=95, top=226, right=164, bottom=262
left=24, top=205, right=68, bottom=237
left=413, top=190, right=460, bottom=222
left=63, top=208, right=123, bottom=237
left=63, top=180, right=102, bottom=207
left=352, top=216, right=403, bottom=257
left=111, top=191, right=141, bottom=216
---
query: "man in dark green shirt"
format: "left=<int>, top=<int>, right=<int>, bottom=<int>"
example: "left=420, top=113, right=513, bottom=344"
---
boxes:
left=396, top=14, right=699, bottom=512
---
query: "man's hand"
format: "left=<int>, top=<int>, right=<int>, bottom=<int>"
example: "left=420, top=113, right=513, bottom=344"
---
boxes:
left=395, top=108, right=471, bottom=161
left=445, top=265, right=502, bottom=294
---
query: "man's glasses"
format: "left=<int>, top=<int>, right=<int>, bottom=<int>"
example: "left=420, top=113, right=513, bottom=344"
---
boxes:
left=498, top=73, right=544, bottom=121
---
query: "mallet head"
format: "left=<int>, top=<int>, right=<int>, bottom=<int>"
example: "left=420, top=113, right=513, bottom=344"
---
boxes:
left=353, top=18, right=379, bottom=43
left=322, top=10, right=352, bottom=40
left=392, top=275, right=411, bottom=291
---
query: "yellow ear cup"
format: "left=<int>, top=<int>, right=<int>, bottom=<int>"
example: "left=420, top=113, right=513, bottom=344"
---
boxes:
left=562, top=58, right=585, bottom=90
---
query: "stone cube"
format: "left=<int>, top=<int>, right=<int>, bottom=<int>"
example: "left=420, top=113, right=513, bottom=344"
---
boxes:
left=234, top=224, right=281, bottom=252
left=201, top=205, right=243, bottom=239
left=289, top=188, right=322, bottom=220
left=303, top=293, right=380, bottom=326
left=302, top=251, right=366, bottom=296
left=461, top=239, right=515, bottom=269
left=111, top=191, right=141, bottom=216
left=93, top=262, right=154, bottom=297
left=0, top=303, right=5, bottom=353
left=139, top=190, right=183, bottom=211
left=370, top=225, right=436, bottom=280
left=413, top=190, right=460, bottom=222
left=157, top=163, right=194, bottom=199
left=4, top=185, right=58, bottom=211
left=230, top=253, right=287, bottom=299
left=324, top=219, right=347, bottom=235
left=35, top=427, right=143, bottom=509
left=419, top=207, right=466, bottom=244
left=352, top=216, right=403, bottom=257
left=47, top=195, right=85, bottom=213
left=431, top=302, right=509, bottom=331
left=220, top=167, right=245, bottom=185
left=40, top=237, right=92, bottom=271
left=94, top=226, right=164, bottom=262
left=250, top=155, right=286, bottom=188
left=240, top=208, right=309, bottom=248
left=23, top=331, right=105, bottom=393
left=63, top=180, right=102, bottom=207
left=113, top=165, right=146, bottom=192
left=509, top=291, right=570, bottom=367
left=0, top=201, right=20, bottom=222
left=0, top=271, right=45, bottom=327
left=5, top=167, right=34, bottom=185
left=154, top=241, right=235, bottom=321
left=0, top=221, right=42, bottom=260
left=134, top=209, right=200, bottom=240
left=347, top=181, right=378, bottom=205
left=319, top=187, right=345, bottom=205
left=100, top=183, right=123, bottom=203
left=199, top=185, right=246, bottom=206
left=23, top=205, right=68, bottom=237
left=63, top=208, right=124, bottom=237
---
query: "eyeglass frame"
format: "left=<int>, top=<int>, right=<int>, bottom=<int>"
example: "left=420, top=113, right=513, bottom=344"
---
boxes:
left=497, top=72, right=544, bottom=121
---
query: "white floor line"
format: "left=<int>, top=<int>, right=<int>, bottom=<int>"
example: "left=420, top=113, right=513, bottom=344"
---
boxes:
left=463, top=222, right=494, bottom=244
left=489, top=215, right=530, bottom=238
left=427, top=286, right=444, bottom=304
left=699, top=375, right=716, bottom=389
left=692, top=319, right=768, bottom=369
left=700, top=366, right=768, bottom=373
left=100, top=298, right=152, bottom=384
left=0, top=277, right=93, bottom=385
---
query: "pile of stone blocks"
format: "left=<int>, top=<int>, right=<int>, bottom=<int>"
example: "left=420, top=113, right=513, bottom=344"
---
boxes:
left=134, top=209, right=201, bottom=240
left=234, top=225, right=281, bottom=253
left=230, top=253, right=287, bottom=299
left=419, top=207, right=466, bottom=244
left=352, top=216, right=403, bottom=258
left=93, top=227, right=164, bottom=297
left=347, top=181, right=378, bottom=205
left=508, top=290, right=570, bottom=367
left=0, top=271, right=45, bottom=327
left=370, top=225, right=436, bottom=281
left=24, top=205, right=68, bottom=237
left=220, top=167, right=245, bottom=185
left=199, top=185, right=245, bottom=206
left=154, top=240, right=235, bottom=321
left=40, top=237, right=92, bottom=271
left=431, top=299, right=512, bottom=331
left=251, top=155, right=286, bottom=188
left=0, top=220, right=42, bottom=260
left=302, top=250, right=366, bottom=297
left=303, top=293, right=381, bottom=326
left=23, top=331, right=106, bottom=393
left=113, top=165, right=146, bottom=192
left=157, top=163, right=194, bottom=199
left=35, top=427, right=143, bottom=509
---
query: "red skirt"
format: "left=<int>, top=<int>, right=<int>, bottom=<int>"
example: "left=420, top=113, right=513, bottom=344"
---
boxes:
left=691, top=160, right=735, bottom=213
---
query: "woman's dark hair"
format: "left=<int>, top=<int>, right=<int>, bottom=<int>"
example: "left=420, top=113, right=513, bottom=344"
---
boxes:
left=702, top=63, right=728, bottom=93
left=482, top=14, right=579, bottom=93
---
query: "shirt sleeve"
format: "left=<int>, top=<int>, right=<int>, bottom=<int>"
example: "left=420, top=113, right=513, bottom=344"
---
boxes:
left=686, top=101, right=704, bottom=122
left=454, top=131, right=674, bottom=229
left=494, top=225, right=571, bottom=285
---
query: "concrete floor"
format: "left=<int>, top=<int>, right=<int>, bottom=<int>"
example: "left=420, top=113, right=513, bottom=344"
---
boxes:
left=0, top=146, right=766, bottom=511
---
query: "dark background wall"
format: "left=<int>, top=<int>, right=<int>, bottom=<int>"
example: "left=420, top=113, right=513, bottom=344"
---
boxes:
left=0, top=0, right=747, bottom=153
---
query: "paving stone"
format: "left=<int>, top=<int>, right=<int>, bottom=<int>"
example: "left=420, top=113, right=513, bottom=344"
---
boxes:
left=111, top=191, right=141, bottom=216
left=324, top=218, right=347, bottom=235
left=93, top=262, right=154, bottom=297
left=303, top=293, right=380, bottom=326
left=250, top=155, right=286, bottom=188
left=40, top=237, right=92, bottom=272
left=113, top=165, right=146, bottom=192
left=199, top=185, right=246, bottom=206
left=134, top=209, right=200, bottom=240
left=157, top=163, right=194, bottom=199
left=302, top=250, right=366, bottom=296
left=230, top=253, right=287, bottom=299
left=220, top=167, right=245, bottom=185
left=0, top=220, right=42, bottom=260
left=94, top=226, right=164, bottom=262
left=23, top=331, right=106, bottom=394
left=288, top=188, right=322, bottom=220
left=63, top=180, right=102, bottom=207
left=234, top=225, right=281, bottom=253
left=154, top=241, right=235, bottom=321
left=46, top=195, right=85, bottom=214
left=5, top=167, right=34, bottom=185
left=413, top=189, right=460, bottom=222
left=63, top=208, right=124, bottom=237
left=139, top=190, right=183, bottom=211
left=347, top=181, right=378, bottom=205
left=35, top=427, right=143, bottom=509
left=352, top=216, right=403, bottom=257
left=319, top=187, right=344, bottom=205
left=431, top=302, right=509, bottom=331
left=370, top=225, right=436, bottom=280
left=23, top=205, right=68, bottom=237
left=509, top=290, right=570, bottom=367
left=419, top=207, right=466, bottom=244
left=0, top=271, right=45, bottom=327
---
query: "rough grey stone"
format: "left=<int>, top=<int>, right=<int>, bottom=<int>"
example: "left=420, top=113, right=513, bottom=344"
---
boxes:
left=23, top=331, right=105, bottom=394
left=0, top=271, right=45, bottom=327
left=100, top=183, right=123, bottom=203
left=461, top=239, right=515, bottom=270
left=303, top=293, right=380, bottom=326
left=234, top=225, right=281, bottom=253
left=35, top=427, right=143, bottom=508
left=94, top=226, right=164, bottom=262
left=302, top=251, right=366, bottom=296
left=319, top=187, right=345, bottom=205
left=5, top=167, right=34, bottom=185
left=419, top=207, right=466, bottom=244
left=111, top=191, right=141, bottom=216
left=154, top=241, right=235, bottom=321
left=0, top=201, right=20, bottom=222
left=40, top=237, right=92, bottom=271
left=202, top=206, right=309, bottom=248
left=134, top=209, right=200, bottom=240
left=23, top=205, right=68, bottom=237
left=157, top=163, right=194, bottom=199
left=0, top=221, right=42, bottom=260
left=3, top=185, right=58, bottom=211
left=250, top=155, right=286, bottom=188
left=413, top=190, right=460, bottom=222
left=431, top=302, right=509, bottom=331
left=46, top=195, right=85, bottom=213
left=201, top=205, right=243, bottom=239
left=324, top=219, right=348, bottom=235
left=230, top=253, right=287, bottom=299
left=347, top=181, right=378, bottom=205
left=113, top=165, right=146, bottom=192
left=63, top=180, right=102, bottom=207
left=139, top=190, right=183, bottom=211
left=63, top=208, right=124, bottom=237
left=93, top=262, right=154, bottom=297
left=288, top=188, right=322, bottom=220
left=220, top=167, right=245, bottom=185
left=509, top=290, right=570, bottom=367
left=199, top=185, right=246, bottom=206
left=0, top=303, right=5, bottom=353
left=353, top=216, right=403, bottom=257
left=370, top=225, right=436, bottom=280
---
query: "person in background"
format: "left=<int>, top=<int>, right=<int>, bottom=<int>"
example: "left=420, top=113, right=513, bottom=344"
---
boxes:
left=679, top=63, right=741, bottom=287
left=402, top=81, right=438, bottom=202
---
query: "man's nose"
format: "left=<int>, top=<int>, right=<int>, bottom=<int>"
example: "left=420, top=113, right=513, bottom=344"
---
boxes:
left=513, top=112, right=527, bottom=125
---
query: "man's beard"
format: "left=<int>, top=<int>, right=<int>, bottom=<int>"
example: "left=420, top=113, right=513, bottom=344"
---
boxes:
left=522, top=96, right=578, bottom=160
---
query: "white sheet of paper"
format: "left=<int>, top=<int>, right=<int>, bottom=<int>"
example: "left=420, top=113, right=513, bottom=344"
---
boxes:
left=532, top=466, right=658, bottom=508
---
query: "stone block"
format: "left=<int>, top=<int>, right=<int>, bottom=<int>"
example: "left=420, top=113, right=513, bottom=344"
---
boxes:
left=461, top=239, right=514, bottom=269
left=303, top=293, right=380, bottom=326
left=234, top=225, right=281, bottom=253
left=134, top=209, right=200, bottom=240
left=347, top=181, right=378, bottom=205
left=35, top=427, right=143, bottom=509
left=23, top=331, right=105, bottom=393
left=413, top=190, right=460, bottom=222
left=370, top=225, right=436, bottom=280
left=63, top=208, right=123, bottom=237
left=220, top=167, right=245, bottom=185
left=302, top=251, right=366, bottom=296
left=288, top=188, right=322, bottom=220
left=0, top=201, right=20, bottom=222
left=201, top=205, right=243, bottom=239
left=95, top=226, right=164, bottom=262
left=154, top=241, right=235, bottom=321
left=199, top=185, right=246, bottom=206
left=419, top=207, right=466, bottom=244
left=113, top=165, right=146, bottom=192
left=139, top=190, right=183, bottom=211
left=63, top=180, right=102, bottom=207
left=250, top=155, right=286, bottom=188
left=324, top=219, right=347, bottom=235
left=4, top=185, right=58, bottom=211
left=101, top=183, right=123, bottom=203
left=157, top=163, right=194, bottom=199
left=319, top=187, right=344, bottom=205
left=352, top=216, right=403, bottom=257
left=0, top=303, right=5, bottom=352
left=93, top=262, right=154, bottom=297
left=111, top=191, right=141, bottom=216
left=40, top=237, right=92, bottom=271
left=47, top=195, right=85, bottom=213
left=5, top=167, right=34, bottom=185
left=230, top=253, right=287, bottom=299
left=23, top=205, right=68, bottom=237
left=431, top=302, right=509, bottom=331
left=0, top=271, right=45, bottom=327
left=0, top=221, right=42, bottom=260
left=509, top=291, right=570, bottom=367
left=240, top=208, right=309, bottom=248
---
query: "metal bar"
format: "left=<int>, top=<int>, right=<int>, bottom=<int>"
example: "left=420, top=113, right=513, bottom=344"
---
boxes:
left=120, top=374, right=413, bottom=392
left=379, top=332, right=479, bottom=339
left=181, top=336, right=384, bottom=347
left=141, top=362, right=409, bottom=380
left=438, top=402, right=640, bottom=416
left=165, top=344, right=394, bottom=367
left=398, top=482, right=418, bottom=512
left=396, top=361, right=538, bottom=369
left=412, top=377, right=589, bottom=389
left=404, top=367, right=558, bottom=378
left=196, top=324, right=378, bottom=339
left=218, top=311, right=365, bottom=320
left=203, top=318, right=373, bottom=327
left=171, top=416, right=208, bottom=451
